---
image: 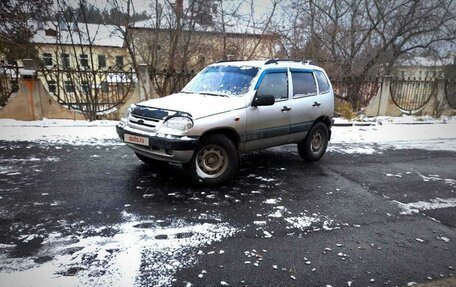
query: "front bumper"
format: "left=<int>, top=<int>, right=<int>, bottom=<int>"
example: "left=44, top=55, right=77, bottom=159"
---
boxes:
left=116, top=123, right=198, bottom=163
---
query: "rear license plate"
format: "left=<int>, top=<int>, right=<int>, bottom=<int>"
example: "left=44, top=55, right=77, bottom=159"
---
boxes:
left=124, top=134, right=149, bottom=146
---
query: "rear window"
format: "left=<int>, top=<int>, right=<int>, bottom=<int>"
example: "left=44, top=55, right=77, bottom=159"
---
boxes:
left=291, top=72, right=317, bottom=98
left=315, top=70, right=330, bottom=94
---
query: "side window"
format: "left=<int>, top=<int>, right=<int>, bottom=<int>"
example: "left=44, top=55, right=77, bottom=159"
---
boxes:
left=257, top=72, right=288, bottom=101
left=291, top=72, right=317, bottom=98
left=315, top=70, right=330, bottom=94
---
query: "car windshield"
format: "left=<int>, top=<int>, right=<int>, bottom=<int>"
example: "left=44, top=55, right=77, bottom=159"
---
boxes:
left=182, top=65, right=259, bottom=97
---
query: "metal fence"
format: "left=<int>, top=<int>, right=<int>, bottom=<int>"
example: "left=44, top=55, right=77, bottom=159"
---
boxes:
left=331, top=77, right=382, bottom=110
left=389, top=77, right=438, bottom=114
left=149, top=68, right=196, bottom=97
left=39, top=66, right=136, bottom=119
left=444, top=79, right=456, bottom=110
left=0, top=63, right=19, bottom=107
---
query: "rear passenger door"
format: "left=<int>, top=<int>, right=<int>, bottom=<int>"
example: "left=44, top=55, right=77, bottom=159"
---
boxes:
left=288, top=69, right=323, bottom=141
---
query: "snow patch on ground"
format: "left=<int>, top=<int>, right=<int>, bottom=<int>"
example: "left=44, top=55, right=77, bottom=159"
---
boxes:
left=330, top=121, right=456, bottom=154
left=0, top=119, right=119, bottom=146
left=0, top=212, right=237, bottom=287
left=1, top=118, right=455, bottom=153
left=394, top=198, right=456, bottom=215
left=416, top=173, right=456, bottom=188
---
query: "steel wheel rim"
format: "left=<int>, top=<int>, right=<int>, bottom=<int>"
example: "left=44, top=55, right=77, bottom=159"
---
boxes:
left=196, top=145, right=229, bottom=179
left=310, top=130, right=323, bottom=153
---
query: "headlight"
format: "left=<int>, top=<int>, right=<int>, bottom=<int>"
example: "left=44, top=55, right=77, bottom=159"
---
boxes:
left=159, top=116, right=193, bottom=135
left=124, top=104, right=135, bottom=119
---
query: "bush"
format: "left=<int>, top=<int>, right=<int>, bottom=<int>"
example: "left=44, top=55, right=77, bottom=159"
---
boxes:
left=335, top=100, right=356, bottom=120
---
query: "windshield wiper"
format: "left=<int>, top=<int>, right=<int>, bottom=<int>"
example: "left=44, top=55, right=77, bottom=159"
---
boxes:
left=197, top=92, right=230, bottom=98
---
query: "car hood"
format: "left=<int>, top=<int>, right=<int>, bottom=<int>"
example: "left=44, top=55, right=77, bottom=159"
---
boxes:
left=138, top=93, right=246, bottom=119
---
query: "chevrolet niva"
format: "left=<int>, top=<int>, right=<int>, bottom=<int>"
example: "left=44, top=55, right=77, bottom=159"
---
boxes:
left=116, top=59, right=334, bottom=185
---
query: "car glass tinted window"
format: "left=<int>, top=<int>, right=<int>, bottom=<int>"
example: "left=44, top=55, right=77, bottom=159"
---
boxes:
left=292, top=72, right=317, bottom=98
left=257, top=72, right=288, bottom=101
left=182, top=65, right=259, bottom=96
left=315, top=70, right=330, bottom=94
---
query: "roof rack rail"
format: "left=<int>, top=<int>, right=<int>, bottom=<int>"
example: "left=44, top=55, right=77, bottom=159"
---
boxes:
left=216, top=59, right=242, bottom=63
left=302, top=59, right=314, bottom=65
left=264, top=58, right=316, bottom=65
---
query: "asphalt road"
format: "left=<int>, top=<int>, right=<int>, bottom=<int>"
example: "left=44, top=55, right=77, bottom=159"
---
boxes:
left=0, top=141, right=455, bottom=287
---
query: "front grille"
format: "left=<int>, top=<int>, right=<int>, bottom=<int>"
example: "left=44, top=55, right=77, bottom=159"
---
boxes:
left=130, top=105, right=168, bottom=129
left=131, top=105, right=169, bottom=120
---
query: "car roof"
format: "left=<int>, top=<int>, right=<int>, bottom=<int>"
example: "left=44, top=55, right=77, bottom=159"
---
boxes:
left=210, top=60, right=325, bottom=72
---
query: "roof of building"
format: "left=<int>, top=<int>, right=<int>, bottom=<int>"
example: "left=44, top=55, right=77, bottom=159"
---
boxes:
left=31, top=21, right=125, bottom=48
left=130, top=10, right=268, bottom=36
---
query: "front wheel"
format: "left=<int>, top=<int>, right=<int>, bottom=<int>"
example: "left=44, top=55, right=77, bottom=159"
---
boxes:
left=186, top=134, right=239, bottom=185
left=297, top=122, right=329, bottom=162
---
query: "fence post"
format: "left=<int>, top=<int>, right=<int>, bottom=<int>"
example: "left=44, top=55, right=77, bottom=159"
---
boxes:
left=21, top=59, right=42, bottom=120
left=377, top=76, right=393, bottom=116
left=138, top=64, right=150, bottom=101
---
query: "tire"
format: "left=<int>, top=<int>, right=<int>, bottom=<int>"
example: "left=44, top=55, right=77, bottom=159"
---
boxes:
left=185, top=134, right=239, bottom=186
left=135, top=152, right=168, bottom=167
left=297, top=122, right=329, bottom=162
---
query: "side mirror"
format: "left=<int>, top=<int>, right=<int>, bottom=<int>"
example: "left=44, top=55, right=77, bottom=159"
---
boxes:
left=252, top=94, right=275, bottom=107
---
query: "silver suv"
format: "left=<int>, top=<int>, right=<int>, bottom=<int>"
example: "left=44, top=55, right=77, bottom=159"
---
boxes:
left=116, top=59, right=334, bottom=185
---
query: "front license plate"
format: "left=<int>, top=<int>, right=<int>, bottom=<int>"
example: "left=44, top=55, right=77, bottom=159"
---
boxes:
left=124, top=134, right=149, bottom=146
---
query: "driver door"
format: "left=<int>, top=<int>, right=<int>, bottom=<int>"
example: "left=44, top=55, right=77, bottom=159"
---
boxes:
left=244, top=69, right=292, bottom=151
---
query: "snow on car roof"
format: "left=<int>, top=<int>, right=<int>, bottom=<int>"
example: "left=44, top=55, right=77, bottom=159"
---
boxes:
left=210, top=60, right=324, bottom=71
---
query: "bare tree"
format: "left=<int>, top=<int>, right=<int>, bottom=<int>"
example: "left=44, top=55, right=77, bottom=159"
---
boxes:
left=274, top=0, right=456, bottom=108
left=42, top=0, right=135, bottom=121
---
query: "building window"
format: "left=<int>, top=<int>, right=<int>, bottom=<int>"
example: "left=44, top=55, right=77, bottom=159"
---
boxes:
left=48, top=80, right=56, bottom=93
left=81, top=81, right=90, bottom=93
left=80, top=54, right=89, bottom=68
left=101, top=81, right=109, bottom=93
left=64, top=81, right=74, bottom=93
left=61, top=53, right=70, bottom=68
left=43, top=53, right=53, bottom=66
left=115, top=56, right=124, bottom=67
left=98, top=55, right=106, bottom=68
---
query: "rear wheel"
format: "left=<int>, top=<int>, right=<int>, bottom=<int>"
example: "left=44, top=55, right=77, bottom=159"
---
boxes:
left=186, top=134, right=239, bottom=185
left=297, top=122, right=329, bottom=162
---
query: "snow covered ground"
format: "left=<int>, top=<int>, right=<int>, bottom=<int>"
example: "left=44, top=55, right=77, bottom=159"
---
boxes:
left=0, top=117, right=455, bottom=154
left=0, top=213, right=237, bottom=287
left=0, top=116, right=455, bottom=286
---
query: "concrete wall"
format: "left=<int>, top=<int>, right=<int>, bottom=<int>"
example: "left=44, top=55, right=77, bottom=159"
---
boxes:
left=0, top=78, right=85, bottom=120
left=365, top=77, right=455, bottom=117
left=0, top=69, right=145, bottom=121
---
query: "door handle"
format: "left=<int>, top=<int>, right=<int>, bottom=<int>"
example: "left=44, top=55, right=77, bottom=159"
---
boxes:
left=313, top=102, right=321, bottom=107
left=281, top=106, right=291, bottom=112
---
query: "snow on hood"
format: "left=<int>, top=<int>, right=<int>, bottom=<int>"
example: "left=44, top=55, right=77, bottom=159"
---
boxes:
left=138, top=93, right=247, bottom=119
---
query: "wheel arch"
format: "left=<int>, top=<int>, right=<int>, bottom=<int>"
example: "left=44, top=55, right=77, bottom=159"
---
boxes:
left=314, top=115, right=332, bottom=140
left=200, top=127, right=241, bottom=149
